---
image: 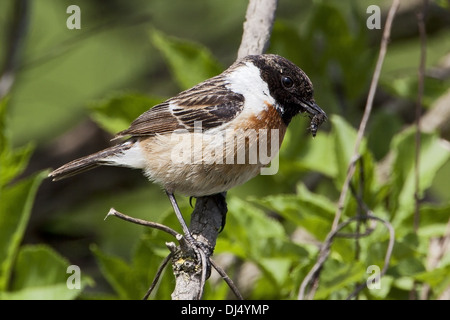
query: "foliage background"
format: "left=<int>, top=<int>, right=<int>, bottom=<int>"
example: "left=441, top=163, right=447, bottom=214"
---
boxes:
left=0, top=0, right=449, bottom=299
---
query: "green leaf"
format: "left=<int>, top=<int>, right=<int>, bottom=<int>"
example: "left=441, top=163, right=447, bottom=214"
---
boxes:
left=150, top=29, right=223, bottom=90
left=417, top=203, right=450, bottom=238
left=435, top=0, right=449, bottom=8
left=366, top=275, right=394, bottom=299
left=0, top=170, right=48, bottom=291
left=254, top=183, right=335, bottom=241
left=390, top=128, right=450, bottom=228
left=314, top=259, right=366, bottom=299
left=391, top=233, right=422, bottom=263
left=89, top=92, right=164, bottom=135
left=0, top=143, right=34, bottom=187
left=269, top=21, right=305, bottom=69
left=394, top=258, right=426, bottom=277
left=329, top=114, right=377, bottom=205
left=258, top=257, right=291, bottom=287
left=331, top=114, right=361, bottom=188
left=393, top=276, right=415, bottom=291
left=215, top=238, right=246, bottom=258
left=220, top=197, right=287, bottom=260
left=0, top=283, right=76, bottom=300
left=294, top=133, right=337, bottom=178
left=0, top=98, right=34, bottom=187
left=1, top=245, right=92, bottom=300
left=0, top=97, right=8, bottom=152
left=413, top=264, right=450, bottom=297
left=203, top=276, right=231, bottom=300
left=383, top=75, right=450, bottom=109
left=131, top=228, right=175, bottom=299
left=347, top=148, right=379, bottom=214
left=306, top=2, right=371, bottom=101
left=367, top=111, right=402, bottom=160
left=91, top=244, right=143, bottom=300
left=92, top=215, right=176, bottom=300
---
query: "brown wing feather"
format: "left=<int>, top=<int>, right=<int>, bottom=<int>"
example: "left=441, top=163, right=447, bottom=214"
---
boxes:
left=116, top=103, right=183, bottom=137
left=116, top=76, right=244, bottom=138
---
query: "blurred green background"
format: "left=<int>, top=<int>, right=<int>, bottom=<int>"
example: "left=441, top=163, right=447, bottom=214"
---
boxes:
left=1, top=0, right=450, bottom=299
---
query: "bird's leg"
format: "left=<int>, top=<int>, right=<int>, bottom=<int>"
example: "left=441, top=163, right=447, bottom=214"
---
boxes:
left=166, top=191, right=193, bottom=240
left=165, top=191, right=208, bottom=260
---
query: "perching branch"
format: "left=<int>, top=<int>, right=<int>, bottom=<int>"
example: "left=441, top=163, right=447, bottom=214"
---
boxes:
left=237, top=0, right=278, bottom=59
left=170, top=194, right=226, bottom=300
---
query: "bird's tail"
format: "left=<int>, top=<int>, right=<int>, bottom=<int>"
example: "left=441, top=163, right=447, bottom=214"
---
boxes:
left=48, top=140, right=136, bottom=181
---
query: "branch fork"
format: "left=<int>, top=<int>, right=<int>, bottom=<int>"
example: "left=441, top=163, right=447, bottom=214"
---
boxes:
left=106, top=193, right=242, bottom=300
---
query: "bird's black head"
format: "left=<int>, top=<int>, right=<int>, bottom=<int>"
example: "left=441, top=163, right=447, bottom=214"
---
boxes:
left=248, top=54, right=326, bottom=127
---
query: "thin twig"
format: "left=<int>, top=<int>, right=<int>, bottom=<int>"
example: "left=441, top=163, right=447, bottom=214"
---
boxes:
left=210, top=258, right=244, bottom=300
left=297, top=216, right=357, bottom=299
left=106, top=208, right=180, bottom=238
left=298, top=216, right=351, bottom=299
left=414, top=0, right=428, bottom=233
left=346, top=214, right=395, bottom=300
left=143, top=252, right=173, bottom=300
left=354, top=157, right=366, bottom=263
left=336, top=227, right=375, bottom=239
left=332, top=0, right=400, bottom=230
left=410, top=0, right=428, bottom=300
left=297, top=213, right=395, bottom=300
left=197, top=248, right=208, bottom=299
left=106, top=207, right=217, bottom=300
left=298, top=0, right=401, bottom=301
left=350, top=185, right=396, bottom=280
left=346, top=184, right=396, bottom=300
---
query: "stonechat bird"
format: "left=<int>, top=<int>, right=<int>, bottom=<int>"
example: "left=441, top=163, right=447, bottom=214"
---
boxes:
left=49, top=54, right=327, bottom=240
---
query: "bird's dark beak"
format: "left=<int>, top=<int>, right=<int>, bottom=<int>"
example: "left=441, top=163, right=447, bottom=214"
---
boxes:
left=298, top=99, right=327, bottom=137
left=299, top=100, right=327, bottom=120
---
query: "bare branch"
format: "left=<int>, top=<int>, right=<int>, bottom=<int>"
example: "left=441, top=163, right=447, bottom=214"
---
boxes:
left=142, top=252, right=173, bottom=300
left=332, top=0, right=401, bottom=230
left=106, top=208, right=179, bottom=238
left=298, top=0, right=404, bottom=291
left=237, top=0, right=278, bottom=59
left=414, top=0, right=428, bottom=233
left=346, top=214, right=395, bottom=300
left=210, top=258, right=244, bottom=300
left=298, top=211, right=395, bottom=300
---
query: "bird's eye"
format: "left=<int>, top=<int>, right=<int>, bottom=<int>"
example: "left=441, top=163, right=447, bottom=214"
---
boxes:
left=281, top=76, right=294, bottom=88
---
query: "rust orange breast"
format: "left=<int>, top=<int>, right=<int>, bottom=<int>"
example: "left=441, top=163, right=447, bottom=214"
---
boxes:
left=234, top=101, right=287, bottom=145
